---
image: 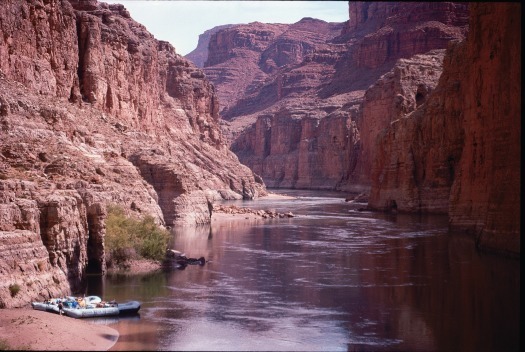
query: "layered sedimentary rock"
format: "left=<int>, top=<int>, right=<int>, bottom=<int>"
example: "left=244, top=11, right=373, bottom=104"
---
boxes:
left=339, top=2, right=469, bottom=65
left=186, top=24, right=237, bottom=68
left=0, top=0, right=265, bottom=308
left=195, top=3, right=468, bottom=191
left=344, top=1, right=469, bottom=34
left=231, top=103, right=362, bottom=190
left=0, top=180, right=102, bottom=307
left=367, top=47, right=465, bottom=213
left=193, top=2, right=519, bottom=256
left=358, top=50, right=448, bottom=188
left=369, top=3, right=520, bottom=256
left=448, top=3, right=520, bottom=255
left=201, top=21, right=290, bottom=119
left=198, top=19, right=362, bottom=190
left=200, top=18, right=347, bottom=122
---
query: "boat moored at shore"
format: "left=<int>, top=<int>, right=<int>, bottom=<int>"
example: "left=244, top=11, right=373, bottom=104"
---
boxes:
left=31, top=296, right=140, bottom=318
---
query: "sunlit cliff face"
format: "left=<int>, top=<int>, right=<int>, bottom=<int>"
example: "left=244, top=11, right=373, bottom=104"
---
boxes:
left=0, top=0, right=265, bottom=308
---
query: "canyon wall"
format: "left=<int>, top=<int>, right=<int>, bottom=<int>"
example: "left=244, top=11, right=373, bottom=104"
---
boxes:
left=189, top=2, right=519, bottom=256
left=0, top=0, right=265, bottom=308
left=185, top=24, right=235, bottom=68
left=448, top=3, right=520, bottom=255
left=368, top=3, right=520, bottom=256
left=366, top=46, right=465, bottom=213
left=358, top=50, right=449, bottom=189
left=231, top=106, right=361, bottom=190
left=195, top=2, right=469, bottom=192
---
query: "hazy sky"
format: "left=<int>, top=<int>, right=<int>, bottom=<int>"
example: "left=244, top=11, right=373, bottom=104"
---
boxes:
left=102, top=1, right=349, bottom=56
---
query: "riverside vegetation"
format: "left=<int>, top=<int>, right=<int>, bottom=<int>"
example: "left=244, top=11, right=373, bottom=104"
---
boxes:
left=105, top=205, right=170, bottom=270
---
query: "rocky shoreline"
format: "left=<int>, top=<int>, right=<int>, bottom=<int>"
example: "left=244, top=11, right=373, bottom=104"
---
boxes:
left=212, top=204, right=295, bottom=219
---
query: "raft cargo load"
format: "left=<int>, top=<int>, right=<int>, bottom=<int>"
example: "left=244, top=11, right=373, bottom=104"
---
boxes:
left=31, top=295, right=141, bottom=318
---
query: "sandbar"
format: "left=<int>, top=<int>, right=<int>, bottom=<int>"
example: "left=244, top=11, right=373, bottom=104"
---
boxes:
left=0, top=308, right=119, bottom=351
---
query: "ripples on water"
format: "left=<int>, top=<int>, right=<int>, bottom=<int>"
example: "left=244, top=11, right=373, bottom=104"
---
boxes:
left=86, top=190, right=519, bottom=351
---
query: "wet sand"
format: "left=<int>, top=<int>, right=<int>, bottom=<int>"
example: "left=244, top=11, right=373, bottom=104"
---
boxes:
left=0, top=308, right=119, bottom=351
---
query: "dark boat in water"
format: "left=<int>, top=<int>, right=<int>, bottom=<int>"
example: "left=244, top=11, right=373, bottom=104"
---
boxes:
left=165, top=249, right=206, bottom=269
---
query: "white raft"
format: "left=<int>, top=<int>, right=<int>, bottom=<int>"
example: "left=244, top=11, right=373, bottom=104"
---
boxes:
left=31, top=296, right=141, bottom=319
left=31, top=301, right=60, bottom=314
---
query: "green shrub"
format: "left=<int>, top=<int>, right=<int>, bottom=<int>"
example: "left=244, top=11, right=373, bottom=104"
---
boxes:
left=8, top=283, right=20, bottom=297
left=134, top=215, right=170, bottom=260
left=105, top=205, right=170, bottom=268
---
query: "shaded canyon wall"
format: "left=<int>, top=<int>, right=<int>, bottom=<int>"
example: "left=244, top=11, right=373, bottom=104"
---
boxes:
left=368, top=3, right=521, bottom=256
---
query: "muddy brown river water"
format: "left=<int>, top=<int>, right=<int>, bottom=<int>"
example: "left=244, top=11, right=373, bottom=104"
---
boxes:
left=86, top=190, right=519, bottom=351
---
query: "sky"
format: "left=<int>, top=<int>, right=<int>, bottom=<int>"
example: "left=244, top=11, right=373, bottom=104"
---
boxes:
left=102, top=1, right=349, bottom=56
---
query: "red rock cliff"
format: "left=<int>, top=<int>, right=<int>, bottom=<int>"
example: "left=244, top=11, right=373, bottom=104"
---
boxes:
left=368, top=3, right=520, bottom=256
left=367, top=46, right=465, bottom=213
left=448, top=3, right=520, bottom=255
left=0, top=0, right=266, bottom=308
left=185, top=24, right=236, bottom=68
left=198, top=3, right=468, bottom=192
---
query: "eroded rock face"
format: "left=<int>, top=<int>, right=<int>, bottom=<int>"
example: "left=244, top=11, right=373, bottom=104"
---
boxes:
left=0, top=0, right=266, bottom=307
left=232, top=106, right=362, bottom=190
left=346, top=2, right=468, bottom=33
left=360, top=50, right=451, bottom=195
left=186, top=24, right=236, bottom=68
left=196, top=2, right=468, bottom=192
left=343, top=2, right=469, bottom=48
left=325, top=2, right=469, bottom=95
left=367, top=47, right=466, bottom=213
left=129, top=148, right=259, bottom=225
left=0, top=181, right=90, bottom=307
left=0, top=230, right=69, bottom=308
left=38, top=192, right=89, bottom=292
left=203, top=18, right=345, bottom=121
left=448, top=3, right=520, bottom=255
left=201, top=22, right=290, bottom=119
left=368, top=3, right=520, bottom=256
left=0, top=0, right=79, bottom=98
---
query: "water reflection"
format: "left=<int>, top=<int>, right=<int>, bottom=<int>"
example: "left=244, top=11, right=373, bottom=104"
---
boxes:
left=84, top=190, right=519, bottom=351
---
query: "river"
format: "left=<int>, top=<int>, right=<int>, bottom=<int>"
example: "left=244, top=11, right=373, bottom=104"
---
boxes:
left=86, top=190, right=520, bottom=351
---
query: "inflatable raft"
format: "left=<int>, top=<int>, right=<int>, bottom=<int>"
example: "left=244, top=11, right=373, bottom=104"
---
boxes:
left=31, top=296, right=140, bottom=318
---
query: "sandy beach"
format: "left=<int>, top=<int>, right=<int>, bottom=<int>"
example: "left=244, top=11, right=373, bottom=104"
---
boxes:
left=0, top=308, right=119, bottom=351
